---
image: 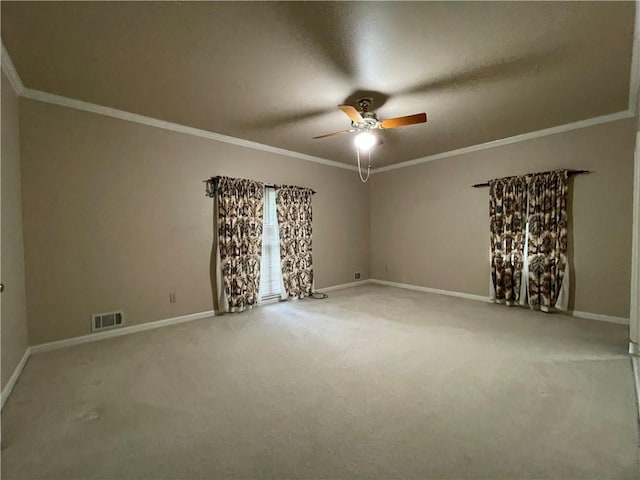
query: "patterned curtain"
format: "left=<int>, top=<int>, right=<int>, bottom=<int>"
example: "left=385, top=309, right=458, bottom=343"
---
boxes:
left=489, top=175, right=527, bottom=305
left=526, top=170, right=569, bottom=311
left=215, top=176, right=264, bottom=313
left=275, top=186, right=313, bottom=299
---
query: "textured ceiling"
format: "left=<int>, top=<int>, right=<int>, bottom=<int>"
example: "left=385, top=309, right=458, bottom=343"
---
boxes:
left=1, top=1, right=635, bottom=167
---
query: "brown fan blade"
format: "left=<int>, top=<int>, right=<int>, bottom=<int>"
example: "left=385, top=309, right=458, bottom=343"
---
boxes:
left=338, top=105, right=364, bottom=123
left=380, top=113, right=427, bottom=129
left=312, top=129, right=354, bottom=139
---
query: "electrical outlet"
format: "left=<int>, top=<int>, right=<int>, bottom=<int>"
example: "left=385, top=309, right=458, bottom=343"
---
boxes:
left=169, top=292, right=176, bottom=303
left=354, top=271, right=361, bottom=280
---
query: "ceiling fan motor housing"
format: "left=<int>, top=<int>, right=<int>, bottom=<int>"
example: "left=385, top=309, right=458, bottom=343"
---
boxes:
left=353, top=98, right=379, bottom=130
left=353, top=116, right=380, bottom=131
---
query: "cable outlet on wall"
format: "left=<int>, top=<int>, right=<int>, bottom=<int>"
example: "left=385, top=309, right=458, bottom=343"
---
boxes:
left=354, top=272, right=361, bottom=280
left=169, top=292, right=176, bottom=303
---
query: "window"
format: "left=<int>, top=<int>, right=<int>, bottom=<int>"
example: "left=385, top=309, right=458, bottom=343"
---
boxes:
left=259, top=188, right=282, bottom=300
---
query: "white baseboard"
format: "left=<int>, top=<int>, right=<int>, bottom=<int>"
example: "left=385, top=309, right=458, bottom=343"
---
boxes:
left=1, top=310, right=213, bottom=408
left=370, top=278, right=631, bottom=325
left=28, top=279, right=374, bottom=356
left=1, top=347, right=32, bottom=410
left=370, top=279, right=489, bottom=302
left=30, top=310, right=215, bottom=355
left=570, top=310, right=630, bottom=325
left=4, top=278, right=628, bottom=409
left=316, top=279, right=372, bottom=293
left=18, top=280, right=635, bottom=356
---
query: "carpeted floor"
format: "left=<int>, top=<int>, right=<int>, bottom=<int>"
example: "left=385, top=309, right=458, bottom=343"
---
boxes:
left=1, top=284, right=639, bottom=479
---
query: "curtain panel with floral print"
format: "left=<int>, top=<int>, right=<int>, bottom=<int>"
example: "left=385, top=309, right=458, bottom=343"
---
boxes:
left=275, top=185, right=314, bottom=299
left=489, top=175, right=527, bottom=305
left=213, top=176, right=264, bottom=313
left=489, top=169, right=569, bottom=311
left=525, top=170, right=569, bottom=311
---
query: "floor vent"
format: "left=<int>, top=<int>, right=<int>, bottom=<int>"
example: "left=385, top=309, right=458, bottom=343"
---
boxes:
left=91, top=311, right=124, bottom=332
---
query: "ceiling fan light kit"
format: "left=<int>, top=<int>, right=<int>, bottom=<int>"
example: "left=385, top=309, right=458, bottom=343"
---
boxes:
left=354, top=131, right=377, bottom=151
left=313, top=98, right=428, bottom=183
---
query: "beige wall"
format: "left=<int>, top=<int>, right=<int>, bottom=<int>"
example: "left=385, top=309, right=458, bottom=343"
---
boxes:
left=370, top=119, right=636, bottom=318
left=15, top=97, right=637, bottom=345
left=1, top=73, right=30, bottom=390
left=19, top=99, right=370, bottom=344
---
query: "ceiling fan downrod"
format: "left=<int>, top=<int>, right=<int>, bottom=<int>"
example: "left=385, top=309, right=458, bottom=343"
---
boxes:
left=358, top=98, right=372, bottom=113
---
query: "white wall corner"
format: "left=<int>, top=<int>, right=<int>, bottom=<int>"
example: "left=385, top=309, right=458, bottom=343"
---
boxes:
left=631, top=132, right=640, bottom=345
left=1, top=43, right=25, bottom=96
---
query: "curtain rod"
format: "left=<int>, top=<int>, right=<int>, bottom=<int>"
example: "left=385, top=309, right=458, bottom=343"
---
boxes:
left=471, top=169, right=591, bottom=188
left=263, top=183, right=316, bottom=194
left=203, top=177, right=316, bottom=195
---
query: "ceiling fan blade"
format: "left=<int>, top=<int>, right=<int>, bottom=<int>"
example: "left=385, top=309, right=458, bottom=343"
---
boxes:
left=380, top=113, right=427, bottom=129
left=312, top=129, right=354, bottom=139
left=338, top=105, right=364, bottom=123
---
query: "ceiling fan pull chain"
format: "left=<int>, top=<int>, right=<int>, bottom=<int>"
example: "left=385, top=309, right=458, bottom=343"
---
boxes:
left=357, top=147, right=371, bottom=183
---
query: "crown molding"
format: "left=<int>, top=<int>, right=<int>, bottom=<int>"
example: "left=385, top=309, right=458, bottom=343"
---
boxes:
left=1, top=43, right=25, bottom=96
left=1, top=42, right=356, bottom=173
left=2, top=39, right=637, bottom=176
left=21, top=88, right=358, bottom=172
left=371, top=110, right=634, bottom=174
left=373, top=1, right=640, bottom=175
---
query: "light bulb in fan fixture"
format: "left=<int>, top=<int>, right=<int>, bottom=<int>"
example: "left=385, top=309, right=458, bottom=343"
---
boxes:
left=354, top=131, right=376, bottom=151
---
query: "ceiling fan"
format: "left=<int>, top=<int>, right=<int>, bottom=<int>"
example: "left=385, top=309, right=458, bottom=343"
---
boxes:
left=312, top=98, right=427, bottom=150
left=312, top=98, right=427, bottom=183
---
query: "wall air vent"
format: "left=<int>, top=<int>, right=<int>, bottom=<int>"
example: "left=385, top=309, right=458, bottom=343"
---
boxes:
left=91, top=311, right=124, bottom=332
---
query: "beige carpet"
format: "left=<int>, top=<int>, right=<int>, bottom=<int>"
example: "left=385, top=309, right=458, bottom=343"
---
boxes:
left=1, top=284, right=638, bottom=479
